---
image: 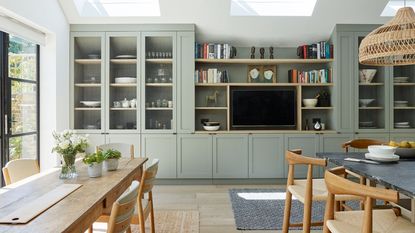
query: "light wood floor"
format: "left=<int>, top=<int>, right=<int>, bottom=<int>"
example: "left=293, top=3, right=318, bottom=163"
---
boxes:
left=151, top=184, right=322, bottom=233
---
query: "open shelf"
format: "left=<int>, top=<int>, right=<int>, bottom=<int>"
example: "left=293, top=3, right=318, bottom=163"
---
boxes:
left=110, top=108, right=137, bottom=111
left=110, top=59, right=137, bottom=64
left=394, top=83, right=415, bottom=86
left=75, top=83, right=102, bottom=87
left=75, top=59, right=101, bottom=64
left=145, top=107, right=173, bottom=111
left=195, top=58, right=334, bottom=64
left=359, top=107, right=384, bottom=110
left=394, top=107, right=415, bottom=110
left=110, top=83, right=137, bottom=87
left=146, top=83, right=173, bottom=87
left=146, top=58, right=173, bottom=64
left=359, top=83, right=384, bottom=86
left=75, top=107, right=101, bottom=111
left=195, top=107, right=228, bottom=110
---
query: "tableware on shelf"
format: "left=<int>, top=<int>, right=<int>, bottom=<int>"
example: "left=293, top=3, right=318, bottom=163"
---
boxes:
left=203, top=125, right=220, bottom=131
left=344, top=157, right=380, bottom=164
left=394, top=76, right=409, bottom=83
left=151, top=102, right=155, bottom=108
left=395, top=148, right=415, bottom=158
left=394, top=100, right=409, bottom=107
left=85, top=124, right=97, bottom=129
left=359, top=69, right=377, bottom=83
left=302, top=99, right=318, bottom=108
left=395, top=125, right=411, bottom=128
left=113, top=101, right=121, bottom=108
left=168, top=101, right=173, bottom=108
left=156, top=99, right=161, bottom=108
left=359, top=121, right=374, bottom=127
left=153, top=77, right=159, bottom=83
left=114, top=55, right=136, bottom=59
left=162, top=99, right=168, bottom=107
left=168, top=76, right=173, bottom=83
left=84, top=76, right=97, bottom=83
left=88, top=54, right=100, bottom=59
left=395, top=122, right=410, bottom=126
left=80, top=101, right=101, bottom=107
left=368, top=145, right=397, bottom=158
left=115, top=125, right=124, bottom=129
left=114, top=77, right=136, bottom=84
left=364, top=153, right=399, bottom=162
left=394, top=122, right=411, bottom=128
left=130, top=99, right=137, bottom=108
left=203, top=121, right=220, bottom=126
left=121, top=98, right=130, bottom=108
left=359, top=98, right=375, bottom=107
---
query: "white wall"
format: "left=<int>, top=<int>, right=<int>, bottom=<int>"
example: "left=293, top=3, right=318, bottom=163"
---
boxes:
left=0, top=0, right=70, bottom=170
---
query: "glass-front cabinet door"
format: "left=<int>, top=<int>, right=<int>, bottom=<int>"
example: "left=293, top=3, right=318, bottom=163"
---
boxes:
left=355, top=33, right=390, bottom=132
left=71, top=32, right=105, bottom=133
left=391, top=65, right=415, bottom=131
left=141, top=32, right=176, bottom=133
left=106, top=32, right=140, bottom=133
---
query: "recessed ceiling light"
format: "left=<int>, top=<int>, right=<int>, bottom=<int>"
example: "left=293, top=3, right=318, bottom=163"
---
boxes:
left=74, top=0, right=160, bottom=17
left=381, top=0, right=415, bottom=16
left=230, top=0, right=318, bottom=16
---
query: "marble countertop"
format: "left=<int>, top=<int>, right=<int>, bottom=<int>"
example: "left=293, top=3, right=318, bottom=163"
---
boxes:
left=317, top=152, right=415, bottom=198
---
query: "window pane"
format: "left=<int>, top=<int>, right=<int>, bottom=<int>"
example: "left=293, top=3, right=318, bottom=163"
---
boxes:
left=9, top=134, right=37, bottom=160
left=8, top=36, right=37, bottom=81
left=11, top=81, right=37, bottom=134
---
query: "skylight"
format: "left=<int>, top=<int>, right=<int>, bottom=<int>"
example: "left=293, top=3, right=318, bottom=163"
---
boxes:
left=230, top=0, right=317, bottom=16
left=381, top=0, right=415, bottom=16
left=74, top=0, right=160, bottom=17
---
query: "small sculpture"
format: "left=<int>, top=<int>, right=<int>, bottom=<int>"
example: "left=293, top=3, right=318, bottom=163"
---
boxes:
left=206, top=91, right=220, bottom=106
left=250, top=47, right=255, bottom=59
left=260, top=47, right=265, bottom=59
left=269, top=47, right=274, bottom=59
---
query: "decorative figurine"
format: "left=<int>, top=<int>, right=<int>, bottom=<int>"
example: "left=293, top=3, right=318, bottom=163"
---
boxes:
left=269, top=47, right=274, bottom=59
left=313, top=118, right=322, bottom=131
left=260, top=47, right=265, bottom=59
left=206, top=91, right=220, bottom=106
left=250, top=47, right=255, bottom=59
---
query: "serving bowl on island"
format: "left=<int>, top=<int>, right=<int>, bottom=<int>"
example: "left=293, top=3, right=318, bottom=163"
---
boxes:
left=368, top=145, right=397, bottom=158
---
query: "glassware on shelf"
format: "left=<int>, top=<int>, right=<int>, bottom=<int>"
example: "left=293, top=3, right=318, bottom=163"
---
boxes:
left=146, top=77, right=153, bottom=83
left=153, top=77, right=159, bottom=83
left=160, top=76, right=167, bottom=83
left=156, top=99, right=161, bottom=107
left=162, top=99, right=168, bottom=107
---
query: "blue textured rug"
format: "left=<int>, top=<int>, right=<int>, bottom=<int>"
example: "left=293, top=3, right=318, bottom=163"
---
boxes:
left=229, top=189, right=326, bottom=230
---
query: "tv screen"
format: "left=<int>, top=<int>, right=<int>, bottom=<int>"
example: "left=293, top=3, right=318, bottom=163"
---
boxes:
left=231, top=88, right=296, bottom=129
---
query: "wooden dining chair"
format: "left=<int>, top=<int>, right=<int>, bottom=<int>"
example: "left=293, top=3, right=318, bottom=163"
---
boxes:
left=2, top=159, right=40, bottom=185
left=282, top=150, right=360, bottom=233
left=96, top=143, right=135, bottom=159
left=342, top=138, right=385, bottom=152
left=107, top=180, right=140, bottom=233
left=323, top=170, right=415, bottom=233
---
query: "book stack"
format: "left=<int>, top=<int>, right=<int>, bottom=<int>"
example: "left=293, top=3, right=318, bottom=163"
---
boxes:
left=296, top=42, right=333, bottom=59
left=195, top=43, right=236, bottom=59
left=288, top=68, right=333, bottom=83
left=195, top=69, right=229, bottom=83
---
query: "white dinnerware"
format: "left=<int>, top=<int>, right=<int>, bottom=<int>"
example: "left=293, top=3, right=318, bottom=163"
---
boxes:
left=302, top=99, right=318, bottom=108
left=114, top=77, right=136, bottom=84
left=80, top=101, right=101, bottom=107
left=359, top=69, right=377, bottom=83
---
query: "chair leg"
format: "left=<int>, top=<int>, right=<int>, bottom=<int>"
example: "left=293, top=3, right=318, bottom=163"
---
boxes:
left=282, top=191, right=292, bottom=233
left=88, top=225, right=93, bottom=233
left=139, top=212, right=146, bottom=233
left=126, top=226, right=132, bottom=233
left=149, top=203, right=155, bottom=233
left=303, top=195, right=312, bottom=233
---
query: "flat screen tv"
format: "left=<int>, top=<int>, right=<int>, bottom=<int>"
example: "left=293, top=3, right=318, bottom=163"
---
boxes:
left=231, top=88, right=296, bottom=130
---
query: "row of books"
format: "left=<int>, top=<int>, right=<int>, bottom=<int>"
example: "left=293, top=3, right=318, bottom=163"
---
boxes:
left=296, top=41, right=333, bottom=59
left=195, top=43, right=236, bottom=59
left=288, top=68, right=333, bottom=83
left=195, top=69, right=229, bottom=83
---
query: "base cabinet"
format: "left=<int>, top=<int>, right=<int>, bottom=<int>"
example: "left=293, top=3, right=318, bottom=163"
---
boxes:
left=284, top=134, right=320, bottom=178
left=320, top=133, right=354, bottom=153
left=249, top=134, right=284, bottom=178
left=142, top=134, right=177, bottom=178
left=213, top=135, right=249, bottom=179
left=177, top=134, right=212, bottom=178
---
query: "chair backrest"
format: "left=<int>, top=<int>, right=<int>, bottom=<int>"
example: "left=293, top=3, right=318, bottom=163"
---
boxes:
left=323, top=170, right=399, bottom=233
left=2, top=159, right=40, bottom=185
left=96, top=143, right=135, bottom=159
left=107, top=180, right=140, bottom=233
left=342, top=139, right=384, bottom=152
left=285, top=150, right=327, bottom=186
left=139, top=159, right=159, bottom=195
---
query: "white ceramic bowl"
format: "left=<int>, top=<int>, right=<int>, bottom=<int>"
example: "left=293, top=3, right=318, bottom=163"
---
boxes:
left=359, top=69, right=377, bottom=83
left=203, top=125, right=220, bottom=131
left=368, top=145, right=397, bottom=157
left=80, top=101, right=101, bottom=107
left=114, top=77, right=136, bottom=84
left=302, top=99, right=318, bottom=108
left=359, top=99, right=375, bottom=107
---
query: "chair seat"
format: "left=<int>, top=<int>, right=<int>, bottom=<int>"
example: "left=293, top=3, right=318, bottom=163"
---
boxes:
left=287, top=179, right=360, bottom=203
left=327, top=209, right=415, bottom=233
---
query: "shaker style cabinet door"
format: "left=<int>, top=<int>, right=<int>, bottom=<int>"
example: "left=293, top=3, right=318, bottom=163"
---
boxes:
left=284, top=134, right=320, bottom=178
left=249, top=134, right=284, bottom=178
left=177, top=134, right=212, bottom=178
left=141, top=134, right=177, bottom=178
left=213, top=135, right=249, bottom=178
left=319, top=133, right=354, bottom=153
left=177, top=32, right=195, bottom=133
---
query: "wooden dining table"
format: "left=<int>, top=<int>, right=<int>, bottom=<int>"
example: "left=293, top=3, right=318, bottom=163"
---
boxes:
left=317, top=152, right=415, bottom=222
left=0, top=157, right=147, bottom=233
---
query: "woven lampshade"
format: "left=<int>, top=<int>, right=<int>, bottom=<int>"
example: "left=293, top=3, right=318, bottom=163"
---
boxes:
left=359, top=7, right=415, bottom=66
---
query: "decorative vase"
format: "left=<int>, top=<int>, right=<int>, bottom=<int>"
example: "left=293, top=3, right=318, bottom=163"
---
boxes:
left=104, top=159, right=119, bottom=171
left=87, top=162, right=103, bottom=178
left=59, top=152, right=78, bottom=179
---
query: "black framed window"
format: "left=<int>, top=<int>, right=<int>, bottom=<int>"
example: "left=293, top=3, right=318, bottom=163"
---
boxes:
left=0, top=32, right=40, bottom=186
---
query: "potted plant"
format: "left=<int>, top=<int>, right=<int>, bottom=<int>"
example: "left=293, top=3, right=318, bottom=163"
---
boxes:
left=103, top=149, right=121, bottom=171
left=83, top=151, right=105, bottom=178
left=52, top=130, right=89, bottom=179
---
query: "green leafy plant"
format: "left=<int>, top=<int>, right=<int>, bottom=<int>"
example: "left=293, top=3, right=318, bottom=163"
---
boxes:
left=82, top=151, right=105, bottom=165
left=103, top=149, right=122, bottom=160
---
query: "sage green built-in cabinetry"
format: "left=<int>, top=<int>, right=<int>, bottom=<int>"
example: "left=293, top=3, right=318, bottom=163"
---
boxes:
left=249, top=134, right=284, bottom=178
left=284, top=134, right=320, bottom=178
left=142, top=134, right=177, bottom=178
left=213, top=135, right=249, bottom=178
left=177, top=134, right=212, bottom=178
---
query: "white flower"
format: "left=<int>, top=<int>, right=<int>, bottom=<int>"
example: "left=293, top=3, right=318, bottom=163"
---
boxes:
left=59, top=140, right=70, bottom=150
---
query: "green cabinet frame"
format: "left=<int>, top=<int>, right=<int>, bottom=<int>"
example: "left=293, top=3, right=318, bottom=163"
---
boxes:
left=177, top=134, right=212, bottom=178
left=141, top=134, right=177, bottom=178
left=249, top=134, right=284, bottom=178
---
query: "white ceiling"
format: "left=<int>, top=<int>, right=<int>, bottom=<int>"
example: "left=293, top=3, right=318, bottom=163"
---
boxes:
left=59, top=0, right=394, bottom=47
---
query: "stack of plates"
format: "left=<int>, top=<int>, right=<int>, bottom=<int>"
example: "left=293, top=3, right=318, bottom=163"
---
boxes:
left=395, top=122, right=411, bottom=128
left=114, top=55, right=136, bottom=59
left=365, top=153, right=399, bottom=162
left=359, top=121, right=376, bottom=128
left=394, top=77, right=409, bottom=83
left=394, top=100, right=409, bottom=107
left=114, top=77, right=136, bottom=84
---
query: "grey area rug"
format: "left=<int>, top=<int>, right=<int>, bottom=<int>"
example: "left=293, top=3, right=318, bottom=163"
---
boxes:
left=229, top=189, right=360, bottom=230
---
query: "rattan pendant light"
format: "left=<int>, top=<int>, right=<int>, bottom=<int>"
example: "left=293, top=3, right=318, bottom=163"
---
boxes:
left=359, top=4, right=415, bottom=66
